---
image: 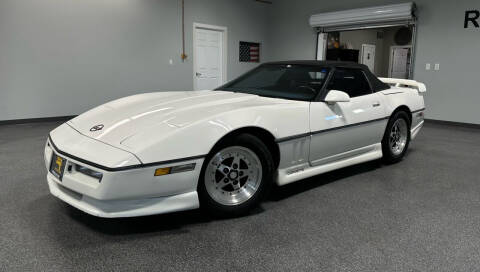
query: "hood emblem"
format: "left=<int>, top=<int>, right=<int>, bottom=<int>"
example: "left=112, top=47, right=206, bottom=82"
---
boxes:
left=90, top=124, right=104, bottom=132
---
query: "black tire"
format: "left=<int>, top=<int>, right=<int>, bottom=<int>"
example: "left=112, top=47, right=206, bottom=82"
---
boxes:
left=382, top=111, right=411, bottom=164
left=198, top=134, right=274, bottom=217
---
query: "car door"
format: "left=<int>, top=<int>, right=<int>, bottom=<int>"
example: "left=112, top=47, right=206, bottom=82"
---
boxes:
left=309, top=68, right=387, bottom=166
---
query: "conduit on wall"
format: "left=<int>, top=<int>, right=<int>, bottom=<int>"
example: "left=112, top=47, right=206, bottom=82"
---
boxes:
left=181, top=0, right=187, bottom=61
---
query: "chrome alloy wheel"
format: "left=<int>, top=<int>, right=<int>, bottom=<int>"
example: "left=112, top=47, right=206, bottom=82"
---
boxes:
left=204, top=146, right=263, bottom=206
left=389, top=118, right=408, bottom=156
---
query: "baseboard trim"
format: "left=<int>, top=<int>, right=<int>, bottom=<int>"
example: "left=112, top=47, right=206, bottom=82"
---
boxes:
left=426, top=119, right=480, bottom=129
left=0, top=115, right=76, bottom=126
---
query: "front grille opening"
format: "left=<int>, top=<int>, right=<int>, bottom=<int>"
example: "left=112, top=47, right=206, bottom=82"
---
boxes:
left=57, top=184, right=82, bottom=200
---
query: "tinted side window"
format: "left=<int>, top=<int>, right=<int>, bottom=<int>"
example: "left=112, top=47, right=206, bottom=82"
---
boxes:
left=327, top=68, right=372, bottom=98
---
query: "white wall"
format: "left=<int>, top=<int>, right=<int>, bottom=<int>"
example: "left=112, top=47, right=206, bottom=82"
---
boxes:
left=269, top=0, right=480, bottom=124
left=0, top=0, right=270, bottom=121
left=2, top=0, right=480, bottom=125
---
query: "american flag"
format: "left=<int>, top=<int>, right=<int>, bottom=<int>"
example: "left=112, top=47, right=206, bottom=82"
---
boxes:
left=239, top=42, right=260, bottom=62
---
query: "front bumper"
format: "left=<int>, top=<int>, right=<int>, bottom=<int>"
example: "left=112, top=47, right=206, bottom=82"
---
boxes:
left=47, top=176, right=199, bottom=218
left=45, top=127, right=203, bottom=218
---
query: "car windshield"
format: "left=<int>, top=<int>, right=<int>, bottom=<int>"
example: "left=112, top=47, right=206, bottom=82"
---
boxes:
left=217, top=64, right=330, bottom=101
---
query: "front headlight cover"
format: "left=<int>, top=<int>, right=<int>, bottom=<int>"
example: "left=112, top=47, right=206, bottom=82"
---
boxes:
left=75, top=165, right=103, bottom=181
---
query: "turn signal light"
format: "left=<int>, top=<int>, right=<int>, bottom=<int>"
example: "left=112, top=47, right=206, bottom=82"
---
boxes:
left=154, top=167, right=171, bottom=176
left=154, top=163, right=196, bottom=176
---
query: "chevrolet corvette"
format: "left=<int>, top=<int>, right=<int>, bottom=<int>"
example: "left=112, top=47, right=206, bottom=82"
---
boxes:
left=44, top=61, right=426, bottom=217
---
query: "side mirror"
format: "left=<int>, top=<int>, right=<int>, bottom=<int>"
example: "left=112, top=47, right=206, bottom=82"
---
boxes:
left=324, top=90, right=350, bottom=104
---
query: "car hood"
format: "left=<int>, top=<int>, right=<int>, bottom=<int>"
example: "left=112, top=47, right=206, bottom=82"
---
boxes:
left=68, top=90, right=278, bottom=152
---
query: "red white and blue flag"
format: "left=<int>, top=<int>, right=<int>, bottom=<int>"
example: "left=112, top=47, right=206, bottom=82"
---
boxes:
left=240, top=42, right=260, bottom=62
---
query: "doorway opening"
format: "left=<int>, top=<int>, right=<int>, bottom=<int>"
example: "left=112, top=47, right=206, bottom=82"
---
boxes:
left=193, top=23, right=227, bottom=90
left=319, top=25, right=415, bottom=79
left=311, top=3, right=417, bottom=79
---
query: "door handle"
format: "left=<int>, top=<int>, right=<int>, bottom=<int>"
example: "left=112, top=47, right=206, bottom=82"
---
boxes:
left=196, top=72, right=202, bottom=77
left=372, top=102, right=381, bottom=107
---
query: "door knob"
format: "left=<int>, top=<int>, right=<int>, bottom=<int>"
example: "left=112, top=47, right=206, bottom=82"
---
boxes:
left=196, top=72, right=202, bottom=77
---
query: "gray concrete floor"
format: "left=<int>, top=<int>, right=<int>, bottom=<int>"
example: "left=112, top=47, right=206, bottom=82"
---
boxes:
left=0, top=121, right=479, bottom=271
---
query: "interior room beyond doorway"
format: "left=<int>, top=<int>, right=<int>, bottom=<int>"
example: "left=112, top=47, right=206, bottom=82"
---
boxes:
left=325, top=26, right=414, bottom=79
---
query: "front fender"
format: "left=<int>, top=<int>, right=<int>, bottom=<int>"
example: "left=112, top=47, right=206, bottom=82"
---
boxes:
left=121, top=103, right=309, bottom=164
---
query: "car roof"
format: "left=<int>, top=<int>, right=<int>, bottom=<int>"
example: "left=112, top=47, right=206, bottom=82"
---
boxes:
left=263, top=60, right=369, bottom=69
left=262, top=60, right=390, bottom=92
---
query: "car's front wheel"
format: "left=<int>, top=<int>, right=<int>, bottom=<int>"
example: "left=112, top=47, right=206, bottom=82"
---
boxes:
left=198, top=134, right=273, bottom=217
left=382, top=111, right=411, bottom=163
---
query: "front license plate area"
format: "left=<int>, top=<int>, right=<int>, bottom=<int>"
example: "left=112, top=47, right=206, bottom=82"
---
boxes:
left=50, top=153, right=66, bottom=181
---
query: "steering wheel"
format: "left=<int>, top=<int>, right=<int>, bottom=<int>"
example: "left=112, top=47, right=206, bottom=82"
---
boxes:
left=296, top=85, right=316, bottom=94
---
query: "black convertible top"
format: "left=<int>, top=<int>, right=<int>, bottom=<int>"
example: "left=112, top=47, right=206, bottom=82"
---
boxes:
left=264, top=60, right=365, bottom=68
left=263, top=60, right=390, bottom=92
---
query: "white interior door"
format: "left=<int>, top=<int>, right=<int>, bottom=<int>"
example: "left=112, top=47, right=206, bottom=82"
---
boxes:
left=389, top=47, right=409, bottom=79
left=194, top=27, right=224, bottom=90
left=360, top=44, right=376, bottom=73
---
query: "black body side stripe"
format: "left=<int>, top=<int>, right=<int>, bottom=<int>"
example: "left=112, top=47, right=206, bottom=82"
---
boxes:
left=48, top=135, right=206, bottom=172
left=311, top=116, right=389, bottom=135
left=275, top=116, right=389, bottom=143
left=275, top=133, right=311, bottom=143
left=411, top=108, right=426, bottom=114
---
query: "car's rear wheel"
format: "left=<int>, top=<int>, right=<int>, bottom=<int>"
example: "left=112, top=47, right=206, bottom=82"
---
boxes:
left=198, top=134, right=273, bottom=217
left=382, top=111, right=411, bottom=163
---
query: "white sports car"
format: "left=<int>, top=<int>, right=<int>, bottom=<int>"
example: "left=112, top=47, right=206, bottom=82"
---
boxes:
left=45, top=61, right=426, bottom=217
